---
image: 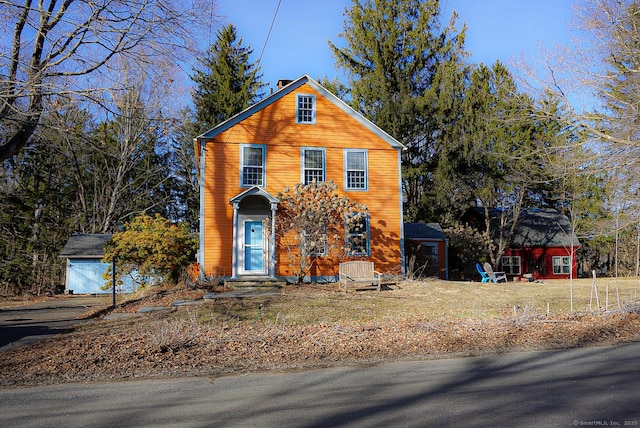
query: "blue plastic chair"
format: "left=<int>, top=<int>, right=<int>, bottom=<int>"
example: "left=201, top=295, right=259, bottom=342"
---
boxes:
left=476, top=263, right=491, bottom=283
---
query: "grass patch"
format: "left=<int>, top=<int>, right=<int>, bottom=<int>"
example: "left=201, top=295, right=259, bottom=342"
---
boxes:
left=182, top=277, right=640, bottom=329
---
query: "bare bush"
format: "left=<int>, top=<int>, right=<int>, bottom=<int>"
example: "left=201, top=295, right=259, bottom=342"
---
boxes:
left=146, top=311, right=202, bottom=353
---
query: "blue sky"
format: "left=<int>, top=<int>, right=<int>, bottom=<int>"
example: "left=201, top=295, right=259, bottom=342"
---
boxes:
left=216, top=0, right=576, bottom=92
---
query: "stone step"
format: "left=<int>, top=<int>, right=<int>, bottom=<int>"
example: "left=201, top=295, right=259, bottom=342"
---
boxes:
left=203, top=288, right=282, bottom=300
left=223, top=279, right=286, bottom=289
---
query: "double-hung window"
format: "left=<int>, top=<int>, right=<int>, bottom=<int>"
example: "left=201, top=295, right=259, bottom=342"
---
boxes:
left=346, top=213, right=369, bottom=256
left=501, top=256, right=521, bottom=275
left=241, top=144, right=265, bottom=187
left=303, top=220, right=327, bottom=257
left=421, top=243, right=438, bottom=267
left=552, top=256, right=571, bottom=274
left=296, top=94, right=316, bottom=124
left=301, top=148, right=325, bottom=184
left=344, top=149, right=368, bottom=190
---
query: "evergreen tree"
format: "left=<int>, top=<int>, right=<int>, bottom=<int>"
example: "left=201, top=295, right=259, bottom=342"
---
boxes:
left=191, top=24, right=264, bottom=130
left=166, top=110, right=201, bottom=230
left=329, top=0, right=470, bottom=222
left=0, top=112, right=82, bottom=294
left=444, top=62, right=548, bottom=265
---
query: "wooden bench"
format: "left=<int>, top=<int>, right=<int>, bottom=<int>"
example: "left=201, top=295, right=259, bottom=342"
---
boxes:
left=339, top=261, right=381, bottom=292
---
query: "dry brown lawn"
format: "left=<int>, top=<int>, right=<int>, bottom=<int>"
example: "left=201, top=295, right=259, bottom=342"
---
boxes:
left=1, top=277, right=639, bottom=387
left=385, top=277, right=640, bottom=320
left=192, top=277, right=639, bottom=325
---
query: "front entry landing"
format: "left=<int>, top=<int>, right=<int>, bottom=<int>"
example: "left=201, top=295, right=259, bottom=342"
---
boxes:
left=230, top=187, right=279, bottom=280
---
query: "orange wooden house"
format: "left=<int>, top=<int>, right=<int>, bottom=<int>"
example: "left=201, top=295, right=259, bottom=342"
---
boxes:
left=194, top=75, right=405, bottom=283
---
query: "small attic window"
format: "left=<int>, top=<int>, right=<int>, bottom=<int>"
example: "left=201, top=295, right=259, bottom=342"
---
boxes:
left=296, top=94, right=316, bottom=124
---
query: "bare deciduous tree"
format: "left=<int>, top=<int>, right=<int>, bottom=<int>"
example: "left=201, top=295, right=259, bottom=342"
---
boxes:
left=270, top=181, right=369, bottom=283
left=0, top=0, right=217, bottom=161
left=520, top=0, right=640, bottom=166
left=518, top=0, right=640, bottom=277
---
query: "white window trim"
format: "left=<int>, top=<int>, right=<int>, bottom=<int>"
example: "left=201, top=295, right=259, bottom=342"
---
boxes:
left=552, top=256, right=571, bottom=275
left=501, top=256, right=521, bottom=275
left=300, top=147, right=326, bottom=184
left=240, top=144, right=266, bottom=188
left=296, top=93, right=316, bottom=124
left=343, top=149, right=368, bottom=191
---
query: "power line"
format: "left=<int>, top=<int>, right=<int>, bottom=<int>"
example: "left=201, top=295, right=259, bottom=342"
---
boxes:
left=439, top=0, right=450, bottom=32
left=208, top=0, right=215, bottom=46
left=258, top=0, right=282, bottom=65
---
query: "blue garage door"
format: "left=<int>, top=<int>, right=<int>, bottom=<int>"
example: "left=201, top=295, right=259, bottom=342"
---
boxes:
left=67, top=259, right=135, bottom=294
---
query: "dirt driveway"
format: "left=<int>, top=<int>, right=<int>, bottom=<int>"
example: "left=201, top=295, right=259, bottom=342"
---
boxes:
left=0, top=295, right=107, bottom=352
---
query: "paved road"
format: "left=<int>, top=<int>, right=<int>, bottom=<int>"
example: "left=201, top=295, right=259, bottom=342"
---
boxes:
left=0, top=296, right=106, bottom=352
left=1, top=342, right=639, bottom=427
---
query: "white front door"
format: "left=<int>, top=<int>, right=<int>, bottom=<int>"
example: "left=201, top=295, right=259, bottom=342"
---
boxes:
left=238, top=218, right=267, bottom=275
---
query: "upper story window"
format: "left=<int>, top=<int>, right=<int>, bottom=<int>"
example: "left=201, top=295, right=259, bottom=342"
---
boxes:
left=240, top=144, right=265, bottom=187
left=296, top=94, right=316, bottom=124
left=301, top=147, right=325, bottom=185
left=344, top=149, right=368, bottom=191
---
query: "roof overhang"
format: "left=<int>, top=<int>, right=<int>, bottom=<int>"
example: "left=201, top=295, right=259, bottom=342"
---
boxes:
left=229, top=186, right=280, bottom=206
left=195, top=75, right=405, bottom=151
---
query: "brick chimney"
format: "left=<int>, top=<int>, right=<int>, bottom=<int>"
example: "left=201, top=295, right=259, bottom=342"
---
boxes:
left=277, top=79, right=293, bottom=90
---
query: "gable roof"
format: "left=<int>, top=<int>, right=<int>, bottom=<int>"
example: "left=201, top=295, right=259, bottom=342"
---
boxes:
left=196, top=75, right=405, bottom=150
left=512, top=208, right=580, bottom=248
left=467, top=207, right=580, bottom=248
left=60, top=234, right=112, bottom=258
left=404, top=222, right=446, bottom=240
left=229, top=186, right=280, bottom=205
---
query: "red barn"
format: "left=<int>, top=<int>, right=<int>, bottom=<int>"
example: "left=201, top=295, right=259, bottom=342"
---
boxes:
left=464, top=208, right=580, bottom=280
